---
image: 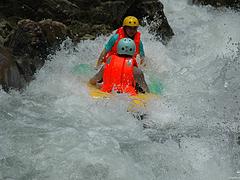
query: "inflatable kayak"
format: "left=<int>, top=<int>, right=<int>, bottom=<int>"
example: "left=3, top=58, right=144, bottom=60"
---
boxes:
left=87, top=83, right=159, bottom=115
left=72, top=63, right=163, bottom=118
left=73, top=63, right=164, bottom=95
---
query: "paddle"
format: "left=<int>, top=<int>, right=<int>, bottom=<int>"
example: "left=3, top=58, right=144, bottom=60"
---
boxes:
left=147, top=73, right=164, bottom=95
left=72, top=63, right=94, bottom=77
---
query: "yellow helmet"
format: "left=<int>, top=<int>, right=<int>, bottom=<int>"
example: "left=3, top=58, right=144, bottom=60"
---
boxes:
left=122, top=16, right=139, bottom=27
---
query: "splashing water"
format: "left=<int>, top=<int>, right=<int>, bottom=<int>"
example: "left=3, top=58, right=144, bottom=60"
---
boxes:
left=1, top=0, right=240, bottom=179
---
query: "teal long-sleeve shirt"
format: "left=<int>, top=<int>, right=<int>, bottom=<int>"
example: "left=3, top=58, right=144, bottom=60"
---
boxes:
left=104, top=34, right=145, bottom=57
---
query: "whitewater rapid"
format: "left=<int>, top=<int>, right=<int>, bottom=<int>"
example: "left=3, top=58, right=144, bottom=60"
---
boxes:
left=1, top=0, right=240, bottom=179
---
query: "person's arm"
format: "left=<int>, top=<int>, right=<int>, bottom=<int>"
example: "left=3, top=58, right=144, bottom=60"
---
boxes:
left=139, top=40, right=146, bottom=66
left=133, top=67, right=150, bottom=93
left=89, top=66, right=104, bottom=86
left=95, top=48, right=107, bottom=69
left=95, top=34, right=118, bottom=69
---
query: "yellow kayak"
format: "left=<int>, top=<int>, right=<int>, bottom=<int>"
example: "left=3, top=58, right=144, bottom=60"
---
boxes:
left=87, top=83, right=159, bottom=113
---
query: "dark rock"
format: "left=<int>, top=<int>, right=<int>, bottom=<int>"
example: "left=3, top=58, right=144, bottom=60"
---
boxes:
left=0, top=19, right=70, bottom=91
left=0, top=0, right=174, bottom=43
left=0, top=47, right=25, bottom=91
left=0, top=19, right=15, bottom=46
left=0, top=20, right=10, bottom=38
left=5, top=19, right=47, bottom=57
left=39, top=19, right=70, bottom=49
left=0, top=0, right=175, bottom=91
left=128, top=0, right=174, bottom=43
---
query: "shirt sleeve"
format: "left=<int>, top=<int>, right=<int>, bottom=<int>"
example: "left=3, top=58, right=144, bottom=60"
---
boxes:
left=139, top=40, right=145, bottom=58
left=104, top=34, right=119, bottom=52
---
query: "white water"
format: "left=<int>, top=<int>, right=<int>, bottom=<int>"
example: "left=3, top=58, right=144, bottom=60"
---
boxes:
left=1, top=0, right=240, bottom=179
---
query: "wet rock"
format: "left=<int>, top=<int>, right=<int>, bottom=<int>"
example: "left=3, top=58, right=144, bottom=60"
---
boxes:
left=5, top=19, right=47, bottom=57
left=39, top=19, right=70, bottom=49
left=0, top=50, right=9, bottom=88
left=0, top=19, right=15, bottom=46
left=132, top=0, right=174, bottom=43
left=0, top=47, right=25, bottom=91
left=0, top=19, right=70, bottom=91
left=0, top=0, right=175, bottom=91
left=0, top=0, right=174, bottom=43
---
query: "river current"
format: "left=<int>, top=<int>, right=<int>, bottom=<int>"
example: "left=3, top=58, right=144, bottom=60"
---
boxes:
left=0, top=0, right=240, bottom=179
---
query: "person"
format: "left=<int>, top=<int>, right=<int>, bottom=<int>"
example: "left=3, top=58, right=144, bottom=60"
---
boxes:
left=89, top=38, right=149, bottom=95
left=95, top=16, right=146, bottom=69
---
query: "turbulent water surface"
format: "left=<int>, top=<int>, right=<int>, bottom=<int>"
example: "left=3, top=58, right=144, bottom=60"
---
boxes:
left=1, top=0, right=240, bottom=179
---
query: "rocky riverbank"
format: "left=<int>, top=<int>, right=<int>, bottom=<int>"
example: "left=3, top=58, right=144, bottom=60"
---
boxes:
left=0, top=0, right=239, bottom=91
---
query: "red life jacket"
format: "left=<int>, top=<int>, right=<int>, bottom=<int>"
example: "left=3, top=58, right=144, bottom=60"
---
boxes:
left=101, top=54, right=137, bottom=96
left=102, top=27, right=141, bottom=64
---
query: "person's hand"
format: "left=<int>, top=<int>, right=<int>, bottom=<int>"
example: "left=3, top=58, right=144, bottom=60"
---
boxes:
left=140, top=58, right=147, bottom=68
left=96, top=82, right=103, bottom=89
